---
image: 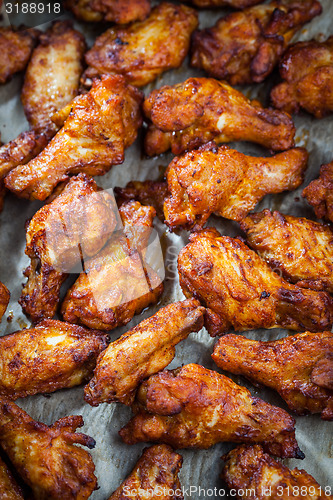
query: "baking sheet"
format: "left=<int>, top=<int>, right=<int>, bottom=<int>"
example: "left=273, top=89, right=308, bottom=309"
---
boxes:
left=0, top=1, right=332, bottom=498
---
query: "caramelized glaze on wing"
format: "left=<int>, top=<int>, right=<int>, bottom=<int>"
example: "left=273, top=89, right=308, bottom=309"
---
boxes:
left=119, top=364, right=303, bottom=458
left=115, top=180, right=168, bottom=221
left=178, top=229, right=333, bottom=336
left=0, top=282, right=10, bottom=322
left=143, top=78, right=295, bottom=156
left=0, top=27, right=39, bottom=84
left=64, top=0, right=151, bottom=23
left=0, top=455, right=24, bottom=500
left=303, top=161, right=333, bottom=223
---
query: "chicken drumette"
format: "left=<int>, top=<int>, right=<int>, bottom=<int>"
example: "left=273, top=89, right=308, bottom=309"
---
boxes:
left=120, top=364, right=303, bottom=459
left=271, top=36, right=333, bottom=118
left=303, top=161, right=333, bottom=223
left=0, top=454, right=24, bottom=500
left=191, top=0, right=322, bottom=85
left=0, top=27, right=39, bottom=84
left=164, top=143, right=307, bottom=230
left=178, top=229, right=333, bottom=337
left=143, top=78, right=295, bottom=156
left=64, top=0, right=151, bottom=24
left=0, top=282, right=10, bottom=322
left=212, top=332, right=333, bottom=420
left=241, top=210, right=333, bottom=293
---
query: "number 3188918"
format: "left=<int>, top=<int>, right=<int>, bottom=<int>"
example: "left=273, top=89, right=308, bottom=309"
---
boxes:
left=5, top=3, right=61, bottom=14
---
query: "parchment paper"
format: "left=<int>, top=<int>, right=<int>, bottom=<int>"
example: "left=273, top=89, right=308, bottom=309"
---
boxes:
left=0, top=1, right=332, bottom=498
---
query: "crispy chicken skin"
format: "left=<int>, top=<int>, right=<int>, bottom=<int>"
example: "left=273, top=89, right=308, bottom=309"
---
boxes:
left=0, top=399, right=97, bottom=500
left=0, top=282, right=10, bottom=322
left=0, top=455, right=24, bottom=500
left=222, top=445, right=332, bottom=500
left=20, top=174, right=117, bottom=323
left=119, top=364, right=303, bottom=459
left=271, top=36, right=333, bottom=118
left=212, top=332, right=333, bottom=420
left=64, top=0, right=151, bottom=24
left=108, top=445, right=183, bottom=500
left=84, top=299, right=205, bottom=406
left=241, top=210, right=333, bottom=293
left=164, top=143, right=307, bottom=230
left=143, top=78, right=295, bottom=156
left=82, top=3, right=198, bottom=88
left=191, top=0, right=322, bottom=86
left=303, top=161, right=333, bottom=223
left=0, top=319, right=108, bottom=400
left=184, top=0, right=261, bottom=7
left=5, top=75, right=143, bottom=201
left=62, top=201, right=164, bottom=330
left=0, top=27, right=39, bottom=84
left=21, top=21, right=86, bottom=135
left=178, top=229, right=333, bottom=337
left=115, top=180, right=168, bottom=221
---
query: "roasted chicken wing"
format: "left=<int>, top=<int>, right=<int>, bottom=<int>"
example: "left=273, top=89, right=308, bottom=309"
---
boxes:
left=62, top=200, right=163, bottom=330
left=0, top=399, right=97, bottom=500
left=191, top=0, right=322, bottom=86
left=222, top=445, right=332, bottom=500
left=184, top=0, right=261, bottom=7
left=0, top=282, right=10, bottom=322
left=119, top=364, right=303, bottom=458
left=5, top=75, right=143, bottom=200
left=0, top=319, right=108, bottom=400
left=212, top=332, right=333, bottom=420
left=64, top=0, right=151, bottom=24
left=84, top=299, right=204, bottom=406
left=82, top=3, right=198, bottom=88
left=164, top=143, right=307, bottom=230
left=303, top=161, right=333, bottom=223
left=108, top=445, right=183, bottom=500
left=178, top=229, right=333, bottom=337
left=0, top=454, right=24, bottom=500
left=241, top=210, right=333, bottom=292
left=20, top=173, right=118, bottom=323
left=0, top=27, right=39, bottom=84
left=21, top=21, right=86, bottom=135
left=115, top=180, right=168, bottom=221
left=271, top=36, right=333, bottom=118
left=143, top=78, right=295, bottom=156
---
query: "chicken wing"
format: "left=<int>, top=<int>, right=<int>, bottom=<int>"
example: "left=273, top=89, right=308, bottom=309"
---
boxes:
left=62, top=200, right=164, bottom=330
left=0, top=282, right=10, bottom=322
left=184, top=0, right=261, bottom=7
left=222, top=445, right=332, bottom=500
left=115, top=180, right=168, bottom=221
left=64, top=0, right=151, bottom=24
left=0, top=319, right=108, bottom=400
left=82, top=3, right=198, bottom=88
left=164, top=143, right=307, bottom=230
left=143, top=78, right=295, bottom=156
left=241, top=210, right=333, bottom=292
left=108, top=445, right=183, bottom=500
left=119, top=364, right=303, bottom=458
left=0, top=454, right=24, bottom=500
left=5, top=75, right=143, bottom=200
left=178, top=229, right=333, bottom=337
left=0, top=27, right=39, bottom=84
left=20, top=173, right=118, bottom=323
left=190, top=0, right=322, bottom=86
left=21, top=21, right=86, bottom=135
left=212, top=332, right=333, bottom=420
left=84, top=299, right=204, bottom=406
left=303, top=161, right=333, bottom=223
left=0, top=399, right=97, bottom=500
left=271, top=36, right=333, bottom=118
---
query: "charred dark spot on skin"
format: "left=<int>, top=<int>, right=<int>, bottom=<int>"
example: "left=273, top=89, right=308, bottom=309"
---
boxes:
left=259, top=291, right=270, bottom=301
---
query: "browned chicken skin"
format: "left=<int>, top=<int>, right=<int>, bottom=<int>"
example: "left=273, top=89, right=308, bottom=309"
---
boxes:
left=108, top=445, right=183, bottom=500
left=222, top=445, right=333, bottom=500
left=20, top=173, right=118, bottom=323
left=164, top=143, right=307, bottom=230
left=212, top=332, right=333, bottom=420
left=0, top=319, right=108, bottom=400
left=303, top=161, right=333, bottom=223
left=143, top=78, right=295, bottom=156
left=120, top=364, right=303, bottom=459
left=0, top=282, right=10, bottom=322
left=64, top=0, right=151, bottom=24
left=5, top=75, right=143, bottom=201
left=62, top=200, right=164, bottom=330
left=0, top=27, right=39, bottom=84
left=191, top=0, right=322, bottom=86
left=241, top=210, right=333, bottom=293
left=271, top=36, right=333, bottom=118
left=0, top=454, right=24, bottom=500
left=82, top=2, right=198, bottom=88
left=178, top=229, right=333, bottom=337
left=0, top=399, right=97, bottom=500
left=115, top=180, right=168, bottom=221
left=84, top=299, right=204, bottom=406
left=184, top=0, right=261, bottom=7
